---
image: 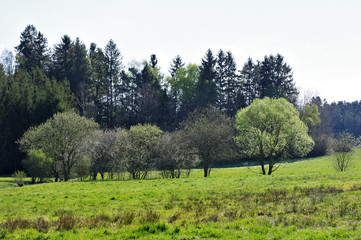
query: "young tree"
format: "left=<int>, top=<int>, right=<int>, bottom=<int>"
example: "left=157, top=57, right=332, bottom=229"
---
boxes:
left=22, top=149, right=52, bottom=183
left=155, top=131, right=198, bottom=178
left=123, top=124, right=163, bottom=179
left=235, top=97, right=314, bottom=175
left=18, top=111, right=99, bottom=181
left=180, top=106, right=236, bottom=177
left=85, top=129, right=118, bottom=180
left=331, top=132, right=355, bottom=172
left=167, top=63, right=199, bottom=125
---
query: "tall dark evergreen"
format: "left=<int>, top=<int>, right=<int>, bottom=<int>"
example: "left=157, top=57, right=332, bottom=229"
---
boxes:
left=258, top=54, right=298, bottom=104
left=239, top=57, right=259, bottom=106
left=223, top=51, right=240, bottom=115
left=51, top=35, right=73, bottom=81
left=104, top=39, right=123, bottom=128
left=215, top=49, right=227, bottom=110
left=0, top=67, right=73, bottom=174
left=89, top=43, right=108, bottom=125
left=169, top=55, right=185, bottom=77
left=196, top=49, right=217, bottom=108
left=15, top=25, right=50, bottom=73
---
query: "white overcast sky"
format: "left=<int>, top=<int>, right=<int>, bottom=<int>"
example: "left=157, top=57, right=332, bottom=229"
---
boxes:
left=1, top=0, right=361, bottom=102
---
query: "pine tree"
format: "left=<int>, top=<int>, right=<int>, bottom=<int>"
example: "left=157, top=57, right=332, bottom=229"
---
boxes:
left=196, top=49, right=217, bottom=108
left=223, top=51, right=239, bottom=115
left=239, top=57, right=259, bottom=106
left=104, top=39, right=123, bottom=128
left=51, top=35, right=74, bottom=81
left=215, top=49, right=227, bottom=110
left=169, top=55, right=185, bottom=77
left=258, top=54, right=298, bottom=104
left=15, top=25, right=50, bottom=73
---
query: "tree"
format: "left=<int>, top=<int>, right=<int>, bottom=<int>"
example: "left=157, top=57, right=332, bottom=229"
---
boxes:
left=85, top=129, right=118, bottom=180
left=331, top=132, right=355, bottom=172
left=169, top=55, right=185, bottom=77
left=0, top=67, right=73, bottom=175
left=180, top=106, right=235, bottom=177
left=18, top=111, right=99, bottom=181
left=22, top=149, right=52, bottom=183
left=155, top=131, right=198, bottom=178
left=239, top=57, right=259, bottom=106
left=123, top=124, right=163, bottom=179
left=223, top=51, right=239, bottom=115
left=15, top=25, right=50, bottom=72
left=300, top=104, right=321, bottom=134
left=0, top=49, right=15, bottom=74
left=167, top=63, right=199, bottom=125
left=258, top=54, right=298, bottom=104
left=104, top=39, right=123, bottom=128
left=235, top=97, right=314, bottom=175
left=196, top=49, right=217, bottom=108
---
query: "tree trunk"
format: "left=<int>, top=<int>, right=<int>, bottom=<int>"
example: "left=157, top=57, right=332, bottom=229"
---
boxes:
left=204, top=166, right=208, bottom=177
left=261, top=160, right=266, bottom=175
left=268, top=164, right=273, bottom=175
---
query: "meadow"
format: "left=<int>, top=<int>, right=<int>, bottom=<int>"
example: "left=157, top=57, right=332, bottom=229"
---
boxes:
left=1, top=151, right=361, bottom=239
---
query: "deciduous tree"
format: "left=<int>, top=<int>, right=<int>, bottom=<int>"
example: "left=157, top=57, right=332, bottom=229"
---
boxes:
left=235, top=97, right=314, bottom=175
left=18, top=111, right=99, bottom=181
left=180, top=106, right=235, bottom=177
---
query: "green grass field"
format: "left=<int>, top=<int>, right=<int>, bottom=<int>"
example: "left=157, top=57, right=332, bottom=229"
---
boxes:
left=1, top=151, right=361, bottom=239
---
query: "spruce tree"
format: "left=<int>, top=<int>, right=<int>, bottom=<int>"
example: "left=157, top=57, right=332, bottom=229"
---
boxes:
left=15, top=25, right=50, bottom=73
left=169, top=55, right=185, bottom=77
left=196, top=49, right=217, bottom=108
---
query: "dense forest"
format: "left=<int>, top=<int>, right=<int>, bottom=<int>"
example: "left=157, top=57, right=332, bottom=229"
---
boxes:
left=1, top=25, right=360, bottom=175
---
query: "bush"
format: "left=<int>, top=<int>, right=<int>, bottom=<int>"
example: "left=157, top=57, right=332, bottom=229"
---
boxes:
left=22, top=149, right=52, bottom=183
left=12, top=170, right=26, bottom=187
left=331, top=132, right=355, bottom=171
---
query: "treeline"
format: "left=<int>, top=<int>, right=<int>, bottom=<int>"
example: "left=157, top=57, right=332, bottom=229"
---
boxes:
left=0, top=24, right=360, bottom=175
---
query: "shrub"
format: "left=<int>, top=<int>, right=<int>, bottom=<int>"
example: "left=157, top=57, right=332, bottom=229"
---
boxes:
left=22, top=149, right=52, bottom=183
left=12, top=170, right=26, bottom=187
left=331, top=132, right=355, bottom=171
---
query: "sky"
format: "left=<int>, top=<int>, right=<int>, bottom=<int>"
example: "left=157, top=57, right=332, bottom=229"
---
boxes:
left=1, top=0, right=361, bottom=103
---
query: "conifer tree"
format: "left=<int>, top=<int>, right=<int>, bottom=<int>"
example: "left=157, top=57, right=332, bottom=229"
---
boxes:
left=15, top=25, right=50, bottom=73
left=196, top=49, right=217, bottom=108
left=169, top=55, right=185, bottom=77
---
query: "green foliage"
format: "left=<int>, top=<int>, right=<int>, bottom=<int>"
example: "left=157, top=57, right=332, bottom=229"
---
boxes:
left=300, top=104, right=321, bottom=130
left=235, top=97, right=314, bottom=175
left=22, top=149, right=52, bottom=183
left=1, top=151, right=361, bottom=239
left=18, top=111, right=99, bottom=181
left=85, top=129, right=119, bottom=180
left=331, top=132, right=355, bottom=171
left=123, top=124, right=163, bottom=179
left=167, top=63, right=199, bottom=124
left=181, top=106, right=236, bottom=177
left=0, top=66, right=73, bottom=174
left=12, top=170, right=26, bottom=187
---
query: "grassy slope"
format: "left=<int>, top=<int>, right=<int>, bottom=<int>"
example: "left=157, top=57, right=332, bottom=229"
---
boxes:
left=1, top=151, right=361, bottom=239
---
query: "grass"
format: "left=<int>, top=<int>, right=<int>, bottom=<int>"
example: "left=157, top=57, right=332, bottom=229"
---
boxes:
left=1, top=150, right=361, bottom=239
